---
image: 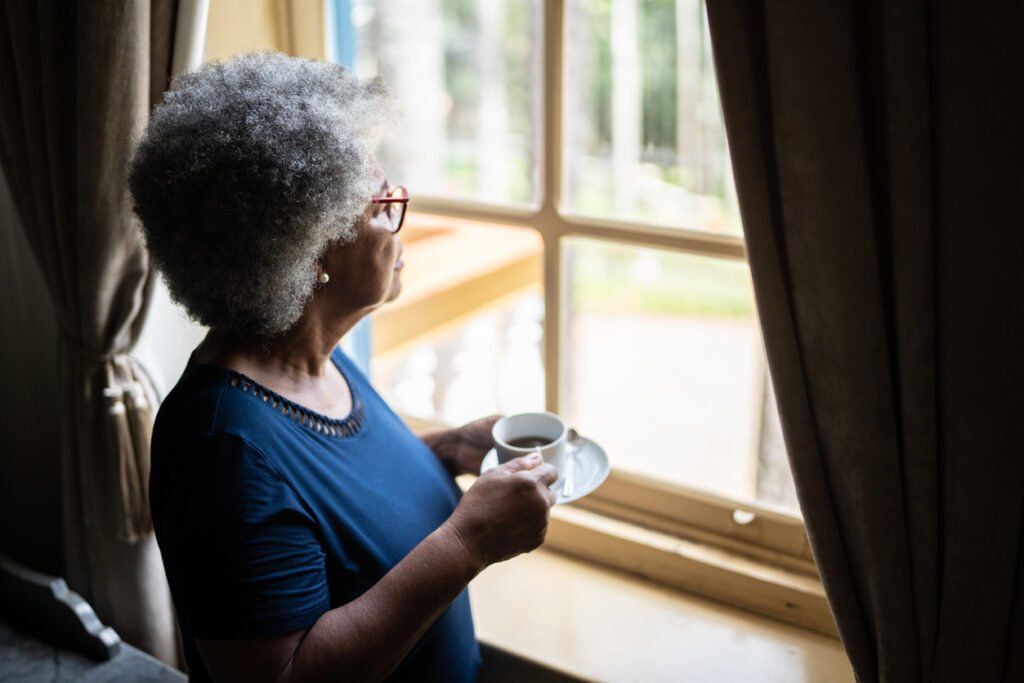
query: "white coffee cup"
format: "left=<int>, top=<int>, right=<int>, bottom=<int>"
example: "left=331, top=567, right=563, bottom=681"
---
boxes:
left=492, top=412, right=568, bottom=473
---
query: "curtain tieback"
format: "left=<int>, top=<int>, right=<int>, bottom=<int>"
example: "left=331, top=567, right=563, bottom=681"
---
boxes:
left=58, top=330, right=157, bottom=544
left=99, top=357, right=156, bottom=543
left=103, top=379, right=151, bottom=415
left=60, top=329, right=155, bottom=542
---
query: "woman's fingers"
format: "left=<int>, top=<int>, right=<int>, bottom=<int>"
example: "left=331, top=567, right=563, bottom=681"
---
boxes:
left=500, top=452, right=543, bottom=472
left=529, top=462, right=559, bottom=488
left=502, top=454, right=558, bottom=483
left=499, top=454, right=558, bottom=506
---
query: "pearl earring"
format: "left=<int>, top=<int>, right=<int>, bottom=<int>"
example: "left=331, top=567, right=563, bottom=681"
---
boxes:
left=318, top=272, right=330, bottom=284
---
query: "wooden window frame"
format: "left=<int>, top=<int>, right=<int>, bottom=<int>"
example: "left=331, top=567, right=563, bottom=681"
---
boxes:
left=281, top=0, right=833, bottom=635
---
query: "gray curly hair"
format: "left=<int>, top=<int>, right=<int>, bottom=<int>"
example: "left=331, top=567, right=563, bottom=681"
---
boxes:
left=129, top=51, right=396, bottom=336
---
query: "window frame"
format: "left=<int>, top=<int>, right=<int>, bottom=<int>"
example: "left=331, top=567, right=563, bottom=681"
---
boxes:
left=410, top=1, right=804, bottom=542
left=306, top=0, right=832, bottom=634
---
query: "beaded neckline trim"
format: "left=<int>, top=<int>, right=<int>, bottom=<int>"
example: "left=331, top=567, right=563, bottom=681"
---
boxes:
left=227, top=370, right=366, bottom=438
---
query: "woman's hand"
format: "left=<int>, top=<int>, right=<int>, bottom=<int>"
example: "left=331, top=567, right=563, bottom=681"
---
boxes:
left=420, top=415, right=501, bottom=476
left=445, top=453, right=558, bottom=569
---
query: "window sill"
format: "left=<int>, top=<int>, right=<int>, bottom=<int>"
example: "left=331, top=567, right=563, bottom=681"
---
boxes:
left=451, top=471, right=835, bottom=638
left=470, top=547, right=855, bottom=683
left=547, top=502, right=835, bottom=636
left=423, top=424, right=835, bottom=642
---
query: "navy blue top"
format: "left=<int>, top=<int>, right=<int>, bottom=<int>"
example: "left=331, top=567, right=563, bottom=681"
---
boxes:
left=150, top=348, right=480, bottom=682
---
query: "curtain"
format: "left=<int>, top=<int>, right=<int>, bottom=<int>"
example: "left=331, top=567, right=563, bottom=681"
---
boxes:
left=0, top=1, right=179, bottom=663
left=706, top=2, right=1024, bottom=682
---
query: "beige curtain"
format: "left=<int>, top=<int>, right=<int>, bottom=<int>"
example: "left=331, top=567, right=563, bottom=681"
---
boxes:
left=706, top=1, right=1024, bottom=681
left=0, top=1, right=179, bottom=663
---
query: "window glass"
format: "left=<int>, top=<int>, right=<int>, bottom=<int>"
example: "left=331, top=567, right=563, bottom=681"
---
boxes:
left=563, top=0, right=740, bottom=235
left=346, top=1, right=799, bottom=516
left=370, top=216, right=545, bottom=425
left=352, top=0, right=542, bottom=205
left=563, top=238, right=797, bottom=512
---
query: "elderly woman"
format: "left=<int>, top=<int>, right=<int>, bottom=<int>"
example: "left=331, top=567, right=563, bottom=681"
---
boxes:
left=130, top=52, right=556, bottom=683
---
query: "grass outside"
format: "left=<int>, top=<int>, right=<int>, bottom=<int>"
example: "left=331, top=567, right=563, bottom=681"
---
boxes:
left=569, top=239, right=756, bottom=317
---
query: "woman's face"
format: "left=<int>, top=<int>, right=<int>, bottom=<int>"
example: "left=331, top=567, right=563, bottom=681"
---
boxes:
left=319, top=168, right=405, bottom=314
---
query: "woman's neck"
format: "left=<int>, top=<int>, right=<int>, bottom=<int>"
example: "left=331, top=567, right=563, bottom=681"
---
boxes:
left=195, top=312, right=359, bottom=420
left=195, top=303, right=365, bottom=379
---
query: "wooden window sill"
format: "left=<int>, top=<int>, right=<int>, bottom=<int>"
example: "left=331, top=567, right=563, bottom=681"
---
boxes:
left=544, top=504, right=834, bottom=636
left=420, top=429, right=835, bottom=644
left=449, top=466, right=834, bottom=639
left=470, top=548, right=855, bottom=683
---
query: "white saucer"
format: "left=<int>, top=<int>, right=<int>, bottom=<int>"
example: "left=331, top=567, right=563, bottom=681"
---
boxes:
left=480, top=437, right=610, bottom=504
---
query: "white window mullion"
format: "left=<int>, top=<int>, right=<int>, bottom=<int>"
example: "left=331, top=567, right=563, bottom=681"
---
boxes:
left=542, top=0, right=567, bottom=411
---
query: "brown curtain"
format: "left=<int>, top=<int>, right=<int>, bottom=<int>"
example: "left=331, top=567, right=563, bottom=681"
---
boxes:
left=0, top=1, right=179, bottom=664
left=706, top=1, right=1024, bottom=682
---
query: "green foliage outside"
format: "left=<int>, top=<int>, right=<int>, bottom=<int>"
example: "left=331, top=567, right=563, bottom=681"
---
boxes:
left=641, top=0, right=679, bottom=154
left=440, top=0, right=535, bottom=203
left=425, top=0, right=749, bottom=317
left=570, top=241, right=755, bottom=318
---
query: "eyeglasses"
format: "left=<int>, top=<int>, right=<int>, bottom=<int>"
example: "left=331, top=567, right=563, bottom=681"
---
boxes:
left=371, top=185, right=409, bottom=233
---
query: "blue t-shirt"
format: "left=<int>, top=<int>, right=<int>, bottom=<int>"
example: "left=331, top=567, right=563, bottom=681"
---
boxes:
left=150, top=348, right=480, bottom=682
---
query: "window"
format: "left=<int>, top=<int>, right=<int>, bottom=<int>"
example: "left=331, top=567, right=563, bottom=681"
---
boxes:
left=351, top=0, right=800, bottom=511
left=195, top=0, right=832, bottom=634
left=349, top=0, right=827, bottom=631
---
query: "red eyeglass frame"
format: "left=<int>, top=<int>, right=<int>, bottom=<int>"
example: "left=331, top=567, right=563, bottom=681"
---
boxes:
left=371, top=185, right=409, bottom=233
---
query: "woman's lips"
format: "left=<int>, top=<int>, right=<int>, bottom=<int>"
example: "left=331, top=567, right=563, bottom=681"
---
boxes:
left=394, top=258, right=404, bottom=270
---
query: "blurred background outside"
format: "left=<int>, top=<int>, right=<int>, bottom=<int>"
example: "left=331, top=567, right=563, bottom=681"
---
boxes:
left=347, top=0, right=798, bottom=513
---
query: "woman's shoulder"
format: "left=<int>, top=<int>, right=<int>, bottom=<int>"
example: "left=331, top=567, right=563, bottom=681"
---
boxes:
left=153, top=360, right=276, bottom=451
left=155, top=361, right=223, bottom=422
left=150, top=366, right=289, bottom=508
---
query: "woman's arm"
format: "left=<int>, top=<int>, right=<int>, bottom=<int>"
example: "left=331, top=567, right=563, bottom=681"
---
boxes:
left=196, top=453, right=556, bottom=683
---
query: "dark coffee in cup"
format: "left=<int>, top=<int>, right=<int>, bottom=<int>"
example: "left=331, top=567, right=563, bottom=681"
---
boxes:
left=506, top=435, right=554, bottom=449
left=493, top=412, right=568, bottom=468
